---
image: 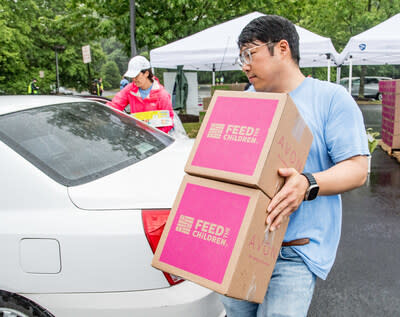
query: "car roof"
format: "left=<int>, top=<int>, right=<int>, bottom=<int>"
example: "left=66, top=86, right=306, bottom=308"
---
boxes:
left=0, top=95, right=89, bottom=115
left=340, top=76, right=392, bottom=81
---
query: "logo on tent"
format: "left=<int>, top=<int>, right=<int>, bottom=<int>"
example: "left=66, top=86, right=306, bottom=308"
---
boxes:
left=359, top=44, right=367, bottom=51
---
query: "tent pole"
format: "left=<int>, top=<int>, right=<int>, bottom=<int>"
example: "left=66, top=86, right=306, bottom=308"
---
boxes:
left=326, top=53, right=331, bottom=82
left=212, top=63, right=216, bottom=86
left=336, top=66, right=341, bottom=84
left=327, top=59, right=331, bottom=82
left=348, top=56, right=353, bottom=94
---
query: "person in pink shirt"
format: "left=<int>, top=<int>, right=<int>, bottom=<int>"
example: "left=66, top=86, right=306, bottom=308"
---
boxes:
left=107, top=56, right=174, bottom=134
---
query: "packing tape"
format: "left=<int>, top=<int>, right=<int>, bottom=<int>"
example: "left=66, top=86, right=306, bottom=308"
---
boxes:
left=291, top=115, right=306, bottom=143
left=245, top=274, right=257, bottom=301
left=263, top=223, right=276, bottom=244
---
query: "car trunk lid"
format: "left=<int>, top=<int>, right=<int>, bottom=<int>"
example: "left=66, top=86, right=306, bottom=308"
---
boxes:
left=67, top=139, right=194, bottom=210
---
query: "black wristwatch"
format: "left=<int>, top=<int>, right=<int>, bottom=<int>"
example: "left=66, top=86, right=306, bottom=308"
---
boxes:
left=301, top=173, right=319, bottom=201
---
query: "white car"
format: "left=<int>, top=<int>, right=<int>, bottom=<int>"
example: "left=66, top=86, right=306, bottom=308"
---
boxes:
left=50, top=86, right=75, bottom=95
left=339, top=76, right=392, bottom=100
left=0, top=96, right=225, bottom=317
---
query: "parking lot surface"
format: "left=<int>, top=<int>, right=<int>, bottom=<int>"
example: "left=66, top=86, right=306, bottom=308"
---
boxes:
left=309, top=104, right=400, bottom=316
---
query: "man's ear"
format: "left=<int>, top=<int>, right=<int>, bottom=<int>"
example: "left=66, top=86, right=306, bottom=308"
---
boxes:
left=276, top=40, right=291, bottom=59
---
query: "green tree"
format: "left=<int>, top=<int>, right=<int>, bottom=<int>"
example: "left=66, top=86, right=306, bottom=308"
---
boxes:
left=299, top=0, right=400, bottom=82
left=101, top=60, right=121, bottom=89
left=0, top=0, right=106, bottom=94
left=0, top=0, right=40, bottom=93
left=86, top=0, right=290, bottom=55
left=2, top=0, right=400, bottom=94
left=101, top=37, right=130, bottom=75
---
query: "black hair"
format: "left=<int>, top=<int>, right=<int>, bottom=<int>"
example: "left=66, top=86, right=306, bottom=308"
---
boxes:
left=238, top=15, right=300, bottom=65
left=141, top=68, right=154, bottom=82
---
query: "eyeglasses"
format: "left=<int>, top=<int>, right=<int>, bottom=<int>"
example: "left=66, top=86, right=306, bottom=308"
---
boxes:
left=237, top=42, right=275, bottom=67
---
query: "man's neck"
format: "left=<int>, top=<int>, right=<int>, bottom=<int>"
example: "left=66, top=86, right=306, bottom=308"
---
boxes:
left=276, top=66, right=305, bottom=93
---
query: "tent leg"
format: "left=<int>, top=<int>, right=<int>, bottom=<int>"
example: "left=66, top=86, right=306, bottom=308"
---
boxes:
left=348, top=57, right=353, bottom=94
left=327, top=59, right=331, bottom=82
left=212, top=63, right=216, bottom=86
left=336, top=67, right=341, bottom=84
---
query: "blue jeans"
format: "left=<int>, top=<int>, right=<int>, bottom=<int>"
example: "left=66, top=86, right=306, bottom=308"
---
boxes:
left=220, top=246, right=316, bottom=317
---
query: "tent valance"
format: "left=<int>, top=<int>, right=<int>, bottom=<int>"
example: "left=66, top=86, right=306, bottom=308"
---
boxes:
left=150, top=12, right=339, bottom=71
left=338, top=13, right=400, bottom=66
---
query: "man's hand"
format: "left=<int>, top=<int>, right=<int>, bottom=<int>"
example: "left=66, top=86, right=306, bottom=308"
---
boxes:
left=266, top=168, right=308, bottom=232
left=265, top=156, right=368, bottom=232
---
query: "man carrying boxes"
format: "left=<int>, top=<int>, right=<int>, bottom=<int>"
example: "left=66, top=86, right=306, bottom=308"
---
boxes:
left=153, top=14, right=369, bottom=317
left=154, top=89, right=313, bottom=303
left=220, top=14, right=369, bottom=316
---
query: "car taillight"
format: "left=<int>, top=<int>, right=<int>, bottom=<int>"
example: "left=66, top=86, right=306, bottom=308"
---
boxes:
left=142, top=209, right=184, bottom=286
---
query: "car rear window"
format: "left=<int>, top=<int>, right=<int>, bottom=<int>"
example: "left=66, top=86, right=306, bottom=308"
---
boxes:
left=0, top=102, right=174, bottom=186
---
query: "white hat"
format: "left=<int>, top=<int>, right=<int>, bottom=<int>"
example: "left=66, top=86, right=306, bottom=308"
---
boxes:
left=124, top=55, right=151, bottom=78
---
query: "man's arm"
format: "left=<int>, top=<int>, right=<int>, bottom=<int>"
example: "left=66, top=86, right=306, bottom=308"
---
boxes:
left=266, top=155, right=368, bottom=231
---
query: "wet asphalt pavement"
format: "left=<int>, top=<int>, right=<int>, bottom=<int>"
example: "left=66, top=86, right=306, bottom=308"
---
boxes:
left=308, top=103, right=400, bottom=316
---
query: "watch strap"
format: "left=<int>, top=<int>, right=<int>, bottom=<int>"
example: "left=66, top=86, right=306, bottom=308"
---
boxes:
left=301, top=173, right=317, bottom=186
left=301, top=173, right=319, bottom=201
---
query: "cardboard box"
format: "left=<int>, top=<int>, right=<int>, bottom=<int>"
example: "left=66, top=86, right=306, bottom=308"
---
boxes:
left=382, top=117, right=400, bottom=135
left=381, top=127, right=400, bottom=148
left=382, top=93, right=400, bottom=108
left=379, top=79, right=400, bottom=94
left=152, top=175, right=288, bottom=303
left=382, top=103, right=400, bottom=122
left=185, top=90, right=313, bottom=199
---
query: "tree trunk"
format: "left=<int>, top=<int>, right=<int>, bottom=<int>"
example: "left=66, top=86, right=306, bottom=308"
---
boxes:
left=130, top=0, right=137, bottom=57
left=359, top=65, right=366, bottom=98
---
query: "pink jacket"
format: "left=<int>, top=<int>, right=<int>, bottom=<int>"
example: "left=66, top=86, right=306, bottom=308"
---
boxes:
left=107, top=78, right=174, bottom=133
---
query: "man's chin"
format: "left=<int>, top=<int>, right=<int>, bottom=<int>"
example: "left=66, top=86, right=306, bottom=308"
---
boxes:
left=252, top=83, right=264, bottom=92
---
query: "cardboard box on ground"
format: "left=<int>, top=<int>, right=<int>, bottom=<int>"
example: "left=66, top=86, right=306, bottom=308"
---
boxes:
left=379, top=79, right=400, bottom=148
left=152, top=90, right=313, bottom=303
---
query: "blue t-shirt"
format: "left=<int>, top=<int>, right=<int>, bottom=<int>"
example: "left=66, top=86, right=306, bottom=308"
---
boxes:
left=246, top=84, right=255, bottom=92
left=120, top=78, right=129, bottom=90
left=139, top=84, right=153, bottom=99
left=286, top=77, right=369, bottom=279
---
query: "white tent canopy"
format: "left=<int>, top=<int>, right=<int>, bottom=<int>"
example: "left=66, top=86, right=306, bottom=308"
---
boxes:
left=338, top=13, right=400, bottom=66
left=150, top=12, right=339, bottom=73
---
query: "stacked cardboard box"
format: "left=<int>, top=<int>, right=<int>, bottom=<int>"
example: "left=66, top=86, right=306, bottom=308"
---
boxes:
left=379, top=80, right=400, bottom=148
left=153, top=90, right=313, bottom=303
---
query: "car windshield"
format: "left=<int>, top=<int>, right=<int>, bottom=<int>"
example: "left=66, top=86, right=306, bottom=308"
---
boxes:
left=0, top=102, right=174, bottom=186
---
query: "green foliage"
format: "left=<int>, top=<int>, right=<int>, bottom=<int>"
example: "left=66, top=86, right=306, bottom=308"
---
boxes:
left=0, top=0, right=38, bottom=93
left=0, top=0, right=105, bottom=94
left=366, top=128, right=380, bottom=154
left=183, top=122, right=201, bottom=138
left=87, top=0, right=279, bottom=55
left=101, top=61, right=121, bottom=89
left=101, top=38, right=130, bottom=75
left=299, top=0, right=400, bottom=51
left=2, top=0, right=400, bottom=94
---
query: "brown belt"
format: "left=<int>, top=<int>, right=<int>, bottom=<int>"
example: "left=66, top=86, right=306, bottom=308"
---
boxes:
left=281, top=238, right=310, bottom=247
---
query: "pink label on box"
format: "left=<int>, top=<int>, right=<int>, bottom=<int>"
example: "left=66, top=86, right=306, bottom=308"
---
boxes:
left=160, top=183, right=249, bottom=283
left=192, top=96, right=278, bottom=175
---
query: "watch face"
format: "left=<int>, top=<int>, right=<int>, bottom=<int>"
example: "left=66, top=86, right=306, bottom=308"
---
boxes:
left=307, top=184, right=319, bottom=200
